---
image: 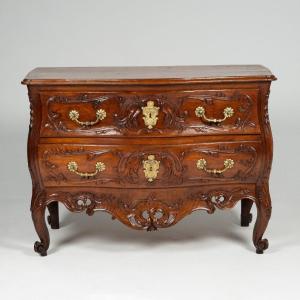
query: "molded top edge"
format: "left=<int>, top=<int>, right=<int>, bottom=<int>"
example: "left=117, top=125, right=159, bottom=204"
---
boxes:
left=22, top=65, right=277, bottom=85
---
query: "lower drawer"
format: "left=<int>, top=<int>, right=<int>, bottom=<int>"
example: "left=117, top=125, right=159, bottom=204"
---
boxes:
left=38, top=139, right=262, bottom=188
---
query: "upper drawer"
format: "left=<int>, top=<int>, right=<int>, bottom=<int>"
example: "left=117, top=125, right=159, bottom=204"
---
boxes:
left=40, top=89, right=260, bottom=137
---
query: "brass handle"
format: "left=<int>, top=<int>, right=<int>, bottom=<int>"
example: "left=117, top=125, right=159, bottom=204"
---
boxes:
left=195, top=106, right=234, bottom=123
left=67, top=161, right=106, bottom=178
left=143, top=155, right=160, bottom=182
left=142, top=101, right=160, bottom=129
left=196, top=158, right=234, bottom=174
left=69, top=109, right=106, bottom=126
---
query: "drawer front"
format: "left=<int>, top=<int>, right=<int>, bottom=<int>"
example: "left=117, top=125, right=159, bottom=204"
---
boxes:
left=38, top=140, right=262, bottom=188
left=40, top=89, right=260, bottom=137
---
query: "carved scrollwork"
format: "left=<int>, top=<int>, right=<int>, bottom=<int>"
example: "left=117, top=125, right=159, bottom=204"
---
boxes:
left=45, top=187, right=256, bottom=231
left=29, top=94, right=34, bottom=128
left=182, top=90, right=256, bottom=132
left=47, top=192, right=96, bottom=215
left=187, top=143, right=258, bottom=182
left=43, top=91, right=257, bottom=135
left=45, top=94, right=117, bottom=134
left=114, top=95, right=187, bottom=133
left=189, top=188, right=254, bottom=210
left=263, top=90, right=270, bottom=125
left=116, top=150, right=186, bottom=185
left=41, top=147, right=119, bottom=185
left=41, top=143, right=258, bottom=186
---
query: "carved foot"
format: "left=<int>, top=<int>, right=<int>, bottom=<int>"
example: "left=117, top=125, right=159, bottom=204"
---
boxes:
left=255, top=239, right=269, bottom=254
left=253, top=183, right=271, bottom=254
left=241, top=198, right=253, bottom=227
left=34, top=241, right=47, bottom=256
left=47, top=202, right=59, bottom=229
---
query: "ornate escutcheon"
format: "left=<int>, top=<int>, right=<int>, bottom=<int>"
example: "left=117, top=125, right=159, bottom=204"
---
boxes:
left=143, top=155, right=160, bottom=182
left=142, top=101, right=160, bottom=129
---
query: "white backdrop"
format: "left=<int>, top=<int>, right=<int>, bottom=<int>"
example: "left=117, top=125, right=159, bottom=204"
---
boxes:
left=0, top=1, right=300, bottom=299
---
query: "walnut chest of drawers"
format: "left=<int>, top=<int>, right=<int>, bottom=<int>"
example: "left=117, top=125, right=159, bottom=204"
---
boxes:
left=22, top=65, right=276, bottom=256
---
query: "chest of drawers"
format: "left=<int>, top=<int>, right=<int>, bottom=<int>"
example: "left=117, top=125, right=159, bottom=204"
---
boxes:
left=22, top=65, right=276, bottom=256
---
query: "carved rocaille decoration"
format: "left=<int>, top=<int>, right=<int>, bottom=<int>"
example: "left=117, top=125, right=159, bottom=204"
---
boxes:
left=43, top=91, right=257, bottom=136
left=42, top=187, right=255, bottom=232
left=41, top=143, right=258, bottom=186
left=24, top=66, right=275, bottom=256
left=41, top=147, right=117, bottom=185
left=45, top=94, right=116, bottom=135
left=114, top=95, right=187, bottom=133
left=117, top=150, right=185, bottom=185
left=29, top=93, right=34, bottom=128
left=183, top=91, right=256, bottom=132
left=264, top=90, right=270, bottom=125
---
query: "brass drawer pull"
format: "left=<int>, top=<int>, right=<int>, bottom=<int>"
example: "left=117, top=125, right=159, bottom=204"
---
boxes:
left=67, top=161, right=106, bottom=178
left=195, top=106, right=234, bottom=123
left=143, top=155, right=160, bottom=182
left=69, top=109, right=106, bottom=126
left=142, top=101, right=160, bottom=129
left=196, top=158, right=234, bottom=174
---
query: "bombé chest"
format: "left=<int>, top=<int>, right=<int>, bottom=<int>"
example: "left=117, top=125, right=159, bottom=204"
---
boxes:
left=22, top=65, right=276, bottom=256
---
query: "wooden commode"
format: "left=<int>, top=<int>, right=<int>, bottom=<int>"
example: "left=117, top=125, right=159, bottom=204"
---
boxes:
left=22, top=65, right=276, bottom=256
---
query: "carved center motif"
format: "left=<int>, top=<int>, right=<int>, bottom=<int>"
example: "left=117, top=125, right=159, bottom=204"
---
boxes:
left=127, top=197, right=176, bottom=231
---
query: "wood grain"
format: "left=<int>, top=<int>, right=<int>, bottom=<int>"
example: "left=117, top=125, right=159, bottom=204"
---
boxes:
left=23, top=65, right=276, bottom=255
left=40, top=89, right=260, bottom=137
left=22, top=65, right=276, bottom=85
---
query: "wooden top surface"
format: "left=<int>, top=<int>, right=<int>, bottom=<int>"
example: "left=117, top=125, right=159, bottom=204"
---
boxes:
left=22, top=65, right=276, bottom=85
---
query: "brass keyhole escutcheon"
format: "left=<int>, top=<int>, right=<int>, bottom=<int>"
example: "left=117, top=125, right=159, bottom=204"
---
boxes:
left=143, top=155, right=160, bottom=182
left=142, top=101, right=160, bottom=129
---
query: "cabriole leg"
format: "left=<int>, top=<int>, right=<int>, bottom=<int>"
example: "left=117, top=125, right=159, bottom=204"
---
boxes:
left=47, top=202, right=59, bottom=229
left=253, top=183, right=272, bottom=254
left=241, top=198, right=253, bottom=227
left=31, top=193, right=49, bottom=256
